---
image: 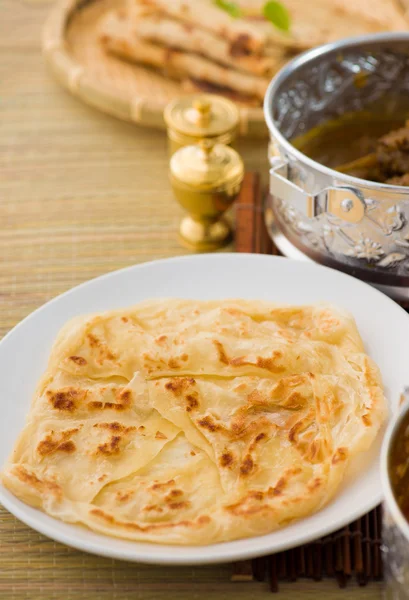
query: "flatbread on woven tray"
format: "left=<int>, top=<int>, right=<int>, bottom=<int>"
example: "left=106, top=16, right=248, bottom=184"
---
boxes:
left=98, top=0, right=409, bottom=107
left=99, top=10, right=270, bottom=102
left=2, top=299, right=386, bottom=545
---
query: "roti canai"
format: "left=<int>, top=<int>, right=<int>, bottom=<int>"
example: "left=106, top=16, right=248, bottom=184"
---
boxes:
left=2, top=299, right=386, bottom=544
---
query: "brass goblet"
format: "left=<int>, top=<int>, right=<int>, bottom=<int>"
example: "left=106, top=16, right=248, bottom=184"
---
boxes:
left=170, top=140, right=244, bottom=251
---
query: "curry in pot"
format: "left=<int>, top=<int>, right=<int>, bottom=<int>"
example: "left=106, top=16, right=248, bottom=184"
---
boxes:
left=293, top=111, right=409, bottom=185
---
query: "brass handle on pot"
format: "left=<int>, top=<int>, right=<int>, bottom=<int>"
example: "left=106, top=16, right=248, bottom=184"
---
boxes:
left=270, top=160, right=366, bottom=224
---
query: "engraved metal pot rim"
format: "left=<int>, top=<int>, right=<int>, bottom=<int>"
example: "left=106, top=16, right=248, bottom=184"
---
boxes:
left=381, top=395, right=409, bottom=543
left=264, top=31, right=409, bottom=194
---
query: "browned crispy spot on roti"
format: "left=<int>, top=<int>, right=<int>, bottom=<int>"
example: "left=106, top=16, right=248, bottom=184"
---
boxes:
left=213, top=340, right=229, bottom=365
left=308, top=477, right=322, bottom=491
left=229, top=414, right=271, bottom=442
left=39, top=440, right=75, bottom=456
left=94, top=422, right=136, bottom=434
left=121, top=317, right=129, bottom=323
left=269, top=477, right=286, bottom=497
left=288, top=420, right=304, bottom=443
left=168, top=358, right=182, bottom=369
left=155, top=431, right=167, bottom=440
left=117, top=389, right=132, bottom=404
left=151, top=479, right=175, bottom=491
left=167, top=489, right=183, bottom=499
left=332, top=447, right=348, bottom=464
left=96, top=436, right=121, bottom=456
left=185, top=393, right=199, bottom=412
left=230, top=33, right=251, bottom=57
left=69, top=356, right=87, bottom=366
left=362, top=413, right=372, bottom=426
left=248, top=431, right=268, bottom=453
left=213, top=341, right=285, bottom=373
left=47, top=388, right=85, bottom=412
left=246, top=390, right=267, bottom=406
left=254, top=354, right=285, bottom=373
left=220, top=451, right=234, bottom=468
left=274, top=375, right=306, bottom=396
left=285, top=392, right=306, bottom=410
left=198, top=515, right=211, bottom=524
left=87, top=333, right=99, bottom=347
left=197, top=415, right=221, bottom=433
left=249, top=491, right=264, bottom=501
left=144, top=504, right=164, bottom=513
left=93, top=422, right=136, bottom=457
left=88, top=401, right=127, bottom=412
left=188, top=78, right=260, bottom=106
left=240, top=455, right=254, bottom=477
left=87, top=333, right=116, bottom=363
left=116, top=490, right=134, bottom=502
left=155, top=335, right=168, bottom=344
left=13, top=466, right=62, bottom=499
left=88, top=401, right=103, bottom=410
left=226, top=468, right=305, bottom=516
left=87, top=387, right=132, bottom=412
left=168, top=501, right=190, bottom=510
left=307, top=440, right=323, bottom=463
left=165, top=378, right=195, bottom=396
left=37, top=428, right=79, bottom=457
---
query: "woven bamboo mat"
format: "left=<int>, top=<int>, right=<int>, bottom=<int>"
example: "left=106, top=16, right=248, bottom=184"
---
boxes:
left=0, top=2, right=384, bottom=595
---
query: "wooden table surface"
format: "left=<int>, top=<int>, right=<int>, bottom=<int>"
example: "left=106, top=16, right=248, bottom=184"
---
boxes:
left=0, top=1, right=383, bottom=598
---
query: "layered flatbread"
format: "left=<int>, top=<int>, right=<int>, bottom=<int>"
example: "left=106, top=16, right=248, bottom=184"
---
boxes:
left=100, top=11, right=270, bottom=101
left=124, top=8, right=285, bottom=76
left=2, top=299, right=387, bottom=545
left=98, top=0, right=409, bottom=106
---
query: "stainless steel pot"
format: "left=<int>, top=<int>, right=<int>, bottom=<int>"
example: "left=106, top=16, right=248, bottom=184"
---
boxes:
left=264, top=33, right=409, bottom=300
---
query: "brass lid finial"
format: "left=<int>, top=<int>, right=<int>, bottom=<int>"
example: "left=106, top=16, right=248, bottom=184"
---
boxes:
left=164, top=94, right=239, bottom=139
left=192, top=98, right=211, bottom=127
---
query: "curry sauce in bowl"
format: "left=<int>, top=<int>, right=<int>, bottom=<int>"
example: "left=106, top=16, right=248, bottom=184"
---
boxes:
left=382, top=396, right=409, bottom=597
left=389, top=401, right=409, bottom=521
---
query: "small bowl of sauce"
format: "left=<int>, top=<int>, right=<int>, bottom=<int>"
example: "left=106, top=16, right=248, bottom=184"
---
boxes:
left=381, top=392, right=409, bottom=597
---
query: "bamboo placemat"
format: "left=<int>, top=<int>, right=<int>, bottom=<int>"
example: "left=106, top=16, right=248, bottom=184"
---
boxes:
left=1, top=1, right=382, bottom=594
left=233, top=173, right=384, bottom=593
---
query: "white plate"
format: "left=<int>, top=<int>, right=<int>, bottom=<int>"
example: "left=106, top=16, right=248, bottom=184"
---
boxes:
left=0, top=253, right=408, bottom=565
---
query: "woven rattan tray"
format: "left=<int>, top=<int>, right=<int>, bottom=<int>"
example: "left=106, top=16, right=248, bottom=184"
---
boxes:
left=42, top=0, right=268, bottom=137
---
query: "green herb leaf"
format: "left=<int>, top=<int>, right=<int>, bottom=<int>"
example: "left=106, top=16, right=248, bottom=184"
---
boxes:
left=263, top=1, right=291, bottom=32
left=214, top=0, right=242, bottom=19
